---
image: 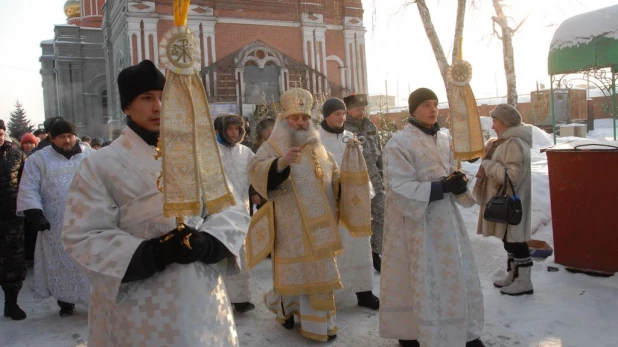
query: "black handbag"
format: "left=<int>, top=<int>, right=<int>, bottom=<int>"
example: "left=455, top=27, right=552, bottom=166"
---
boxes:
left=483, top=170, right=523, bottom=225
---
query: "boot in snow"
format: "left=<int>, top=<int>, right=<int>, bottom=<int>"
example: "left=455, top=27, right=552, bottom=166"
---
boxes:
left=2, top=285, right=27, bottom=320
left=501, top=266, right=533, bottom=296
left=493, top=256, right=515, bottom=288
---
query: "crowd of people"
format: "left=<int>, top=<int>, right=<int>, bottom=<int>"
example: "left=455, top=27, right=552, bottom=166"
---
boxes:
left=0, top=59, right=533, bottom=347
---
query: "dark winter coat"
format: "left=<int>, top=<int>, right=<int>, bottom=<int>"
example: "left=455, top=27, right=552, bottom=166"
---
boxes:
left=31, top=136, right=51, bottom=154
left=0, top=141, right=27, bottom=219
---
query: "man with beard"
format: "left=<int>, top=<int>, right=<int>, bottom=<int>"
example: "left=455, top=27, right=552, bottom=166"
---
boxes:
left=61, top=60, right=249, bottom=346
left=248, top=88, right=343, bottom=342
left=16, top=119, right=92, bottom=317
left=318, top=98, right=379, bottom=310
left=31, top=117, right=63, bottom=154
left=214, top=114, right=256, bottom=313
left=343, top=94, right=385, bottom=272
left=0, top=119, right=28, bottom=320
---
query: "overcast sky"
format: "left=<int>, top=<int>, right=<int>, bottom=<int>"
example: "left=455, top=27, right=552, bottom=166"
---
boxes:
left=0, top=0, right=615, bottom=128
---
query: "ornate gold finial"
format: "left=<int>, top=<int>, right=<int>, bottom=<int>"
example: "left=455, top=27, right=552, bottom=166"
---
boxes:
left=64, top=0, right=81, bottom=18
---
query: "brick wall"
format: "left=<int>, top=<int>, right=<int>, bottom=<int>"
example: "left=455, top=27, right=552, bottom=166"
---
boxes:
left=215, top=24, right=304, bottom=63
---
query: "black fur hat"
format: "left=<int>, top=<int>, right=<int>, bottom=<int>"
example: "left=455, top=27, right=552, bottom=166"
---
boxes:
left=117, top=60, right=165, bottom=110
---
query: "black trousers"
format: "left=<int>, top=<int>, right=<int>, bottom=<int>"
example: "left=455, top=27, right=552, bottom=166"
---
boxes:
left=502, top=241, right=530, bottom=259
left=0, top=218, right=26, bottom=286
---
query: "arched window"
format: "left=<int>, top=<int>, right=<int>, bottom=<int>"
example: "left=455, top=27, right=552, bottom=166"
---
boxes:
left=101, top=89, right=109, bottom=124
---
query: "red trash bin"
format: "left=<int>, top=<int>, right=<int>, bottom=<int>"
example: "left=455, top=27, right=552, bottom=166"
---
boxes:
left=546, top=141, right=618, bottom=274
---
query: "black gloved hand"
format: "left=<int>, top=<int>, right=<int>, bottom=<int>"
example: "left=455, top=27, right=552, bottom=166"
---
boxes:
left=24, top=209, right=51, bottom=232
left=441, top=171, right=468, bottom=195
left=150, top=226, right=207, bottom=270
left=122, top=225, right=232, bottom=283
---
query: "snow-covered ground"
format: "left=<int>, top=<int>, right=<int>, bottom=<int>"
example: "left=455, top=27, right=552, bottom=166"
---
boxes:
left=1, top=119, right=617, bottom=347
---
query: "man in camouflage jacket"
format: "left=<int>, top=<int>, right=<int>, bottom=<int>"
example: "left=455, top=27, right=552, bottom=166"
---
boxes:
left=0, top=119, right=28, bottom=320
left=343, top=94, right=384, bottom=272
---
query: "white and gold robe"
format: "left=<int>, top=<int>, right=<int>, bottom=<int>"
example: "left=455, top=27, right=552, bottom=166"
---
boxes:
left=248, top=127, right=343, bottom=341
left=318, top=127, right=374, bottom=294
left=379, top=124, right=484, bottom=346
left=218, top=142, right=254, bottom=303
left=61, top=127, right=249, bottom=347
left=16, top=145, right=92, bottom=304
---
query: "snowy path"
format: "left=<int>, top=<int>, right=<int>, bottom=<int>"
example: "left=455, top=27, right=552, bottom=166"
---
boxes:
left=1, top=256, right=617, bottom=347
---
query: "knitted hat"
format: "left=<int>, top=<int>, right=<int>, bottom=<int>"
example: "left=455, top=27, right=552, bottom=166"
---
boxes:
left=91, top=138, right=102, bottom=147
left=322, top=98, right=346, bottom=118
left=33, top=129, right=44, bottom=137
left=50, top=119, right=77, bottom=139
left=490, top=103, right=522, bottom=127
left=408, top=88, right=438, bottom=115
left=117, top=60, right=165, bottom=110
left=20, top=133, right=37, bottom=145
left=43, top=117, right=63, bottom=132
left=0, top=119, right=5, bottom=131
left=343, top=94, right=368, bottom=108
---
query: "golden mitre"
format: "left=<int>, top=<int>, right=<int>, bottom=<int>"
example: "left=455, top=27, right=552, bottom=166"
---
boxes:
left=279, top=88, right=314, bottom=120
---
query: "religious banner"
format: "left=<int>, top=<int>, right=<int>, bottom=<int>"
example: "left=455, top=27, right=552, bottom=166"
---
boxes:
left=156, top=0, right=235, bottom=226
left=447, top=45, right=485, bottom=161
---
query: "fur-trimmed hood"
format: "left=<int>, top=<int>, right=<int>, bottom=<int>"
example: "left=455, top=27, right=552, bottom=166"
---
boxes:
left=215, top=114, right=246, bottom=146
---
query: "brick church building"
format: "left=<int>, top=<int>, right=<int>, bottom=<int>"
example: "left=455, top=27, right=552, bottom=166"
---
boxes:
left=41, top=0, right=368, bottom=139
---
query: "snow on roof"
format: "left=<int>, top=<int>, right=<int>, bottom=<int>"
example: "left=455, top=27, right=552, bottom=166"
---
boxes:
left=550, top=4, right=618, bottom=51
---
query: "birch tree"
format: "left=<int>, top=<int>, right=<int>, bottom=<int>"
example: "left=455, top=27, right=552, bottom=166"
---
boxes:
left=491, top=0, right=527, bottom=107
left=407, top=0, right=468, bottom=100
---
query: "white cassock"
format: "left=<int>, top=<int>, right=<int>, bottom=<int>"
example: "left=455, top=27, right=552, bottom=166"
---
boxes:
left=218, top=142, right=254, bottom=303
left=318, top=127, right=374, bottom=294
left=61, top=127, right=249, bottom=347
left=379, top=124, right=484, bottom=346
left=16, top=144, right=92, bottom=304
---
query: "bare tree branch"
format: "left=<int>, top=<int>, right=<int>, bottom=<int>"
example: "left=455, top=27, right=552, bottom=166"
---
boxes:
left=491, top=18, right=503, bottom=40
left=512, top=13, right=529, bottom=33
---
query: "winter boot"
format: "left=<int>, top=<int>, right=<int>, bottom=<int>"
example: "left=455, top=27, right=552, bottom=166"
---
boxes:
left=372, top=252, right=382, bottom=273
left=398, top=340, right=420, bottom=347
left=500, top=266, right=533, bottom=296
left=233, top=302, right=255, bottom=313
left=281, top=315, right=295, bottom=329
left=493, top=255, right=515, bottom=288
left=2, top=285, right=27, bottom=320
left=466, top=338, right=486, bottom=347
left=356, top=291, right=380, bottom=310
left=57, top=300, right=75, bottom=317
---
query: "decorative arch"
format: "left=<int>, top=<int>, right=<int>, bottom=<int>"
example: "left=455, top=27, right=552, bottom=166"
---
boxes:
left=87, top=74, right=107, bottom=94
left=326, top=55, right=345, bottom=68
left=235, top=42, right=285, bottom=69
left=326, top=55, right=347, bottom=90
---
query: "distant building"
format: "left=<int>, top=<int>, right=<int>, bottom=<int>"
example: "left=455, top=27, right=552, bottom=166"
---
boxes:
left=367, top=95, right=396, bottom=113
left=40, top=0, right=369, bottom=139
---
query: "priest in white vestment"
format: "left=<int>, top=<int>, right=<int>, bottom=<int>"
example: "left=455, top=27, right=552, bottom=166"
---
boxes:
left=61, top=60, right=249, bottom=347
left=16, top=119, right=92, bottom=317
left=248, top=88, right=343, bottom=342
left=318, top=97, right=379, bottom=310
left=214, top=114, right=256, bottom=313
left=379, top=88, right=485, bottom=347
